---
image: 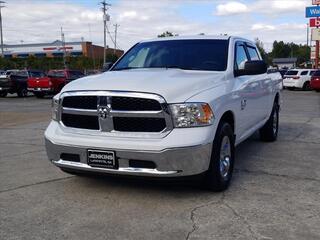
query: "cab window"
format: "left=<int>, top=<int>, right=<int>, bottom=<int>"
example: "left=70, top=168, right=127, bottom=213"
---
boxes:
left=235, top=44, right=248, bottom=71
left=247, top=46, right=260, bottom=61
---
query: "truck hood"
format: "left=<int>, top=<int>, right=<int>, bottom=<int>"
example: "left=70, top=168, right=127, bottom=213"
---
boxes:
left=62, top=69, right=225, bottom=102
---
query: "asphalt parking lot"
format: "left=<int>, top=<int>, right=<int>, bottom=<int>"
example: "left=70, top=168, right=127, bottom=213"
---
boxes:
left=1, top=90, right=320, bottom=240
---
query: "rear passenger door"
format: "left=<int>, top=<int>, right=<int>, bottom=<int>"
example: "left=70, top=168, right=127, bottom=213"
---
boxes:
left=234, top=42, right=270, bottom=138
left=300, top=70, right=309, bottom=88
left=246, top=43, right=273, bottom=119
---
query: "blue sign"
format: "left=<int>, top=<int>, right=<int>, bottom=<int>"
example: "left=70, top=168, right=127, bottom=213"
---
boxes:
left=306, top=6, right=320, bottom=18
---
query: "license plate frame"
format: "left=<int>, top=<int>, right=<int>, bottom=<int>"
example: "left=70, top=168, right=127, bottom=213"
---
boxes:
left=87, top=150, right=116, bottom=169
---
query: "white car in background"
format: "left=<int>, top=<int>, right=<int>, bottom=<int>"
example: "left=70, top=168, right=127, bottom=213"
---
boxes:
left=283, top=69, right=316, bottom=90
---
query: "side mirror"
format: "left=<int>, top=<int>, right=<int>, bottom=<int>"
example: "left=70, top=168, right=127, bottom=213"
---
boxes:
left=235, top=60, right=267, bottom=77
left=102, top=62, right=114, bottom=72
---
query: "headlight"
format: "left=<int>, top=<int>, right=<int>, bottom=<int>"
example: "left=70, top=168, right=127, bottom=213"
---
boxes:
left=51, top=96, right=60, bottom=121
left=170, top=103, right=214, bottom=128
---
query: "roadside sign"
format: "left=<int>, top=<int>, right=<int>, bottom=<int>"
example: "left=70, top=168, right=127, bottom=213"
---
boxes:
left=313, top=0, right=320, bottom=5
left=306, top=6, right=320, bottom=18
left=310, top=18, right=320, bottom=27
left=312, top=28, right=320, bottom=40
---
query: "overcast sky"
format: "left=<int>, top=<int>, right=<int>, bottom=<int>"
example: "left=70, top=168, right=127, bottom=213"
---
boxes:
left=1, top=0, right=311, bottom=52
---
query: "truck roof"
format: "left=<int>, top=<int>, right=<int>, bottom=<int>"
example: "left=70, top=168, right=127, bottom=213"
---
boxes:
left=140, top=35, right=255, bottom=45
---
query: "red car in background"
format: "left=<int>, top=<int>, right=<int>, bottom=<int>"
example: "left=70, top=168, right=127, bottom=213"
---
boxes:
left=28, top=69, right=85, bottom=98
left=311, top=70, right=320, bottom=92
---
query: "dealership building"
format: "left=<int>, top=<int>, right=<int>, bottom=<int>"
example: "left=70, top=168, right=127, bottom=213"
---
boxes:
left=2, top=40, right=124, bottom=59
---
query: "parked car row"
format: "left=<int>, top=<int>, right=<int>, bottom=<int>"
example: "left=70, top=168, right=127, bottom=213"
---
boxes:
left=0, top=69, right=85, bottom=98
left=279, top=68, right=320, bottom=92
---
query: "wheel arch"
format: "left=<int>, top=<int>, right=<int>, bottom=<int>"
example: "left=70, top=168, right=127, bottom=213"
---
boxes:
left=218, top=110, right=235, bottom=134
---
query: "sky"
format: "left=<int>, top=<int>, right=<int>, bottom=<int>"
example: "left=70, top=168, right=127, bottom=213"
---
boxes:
left=0, top=0, right=313, bottom=52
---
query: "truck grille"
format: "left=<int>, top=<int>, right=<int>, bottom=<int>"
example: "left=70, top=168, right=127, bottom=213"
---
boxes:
left=59, top=92, right=172, bottom=135
left=62, top=96, right=97, bottom=109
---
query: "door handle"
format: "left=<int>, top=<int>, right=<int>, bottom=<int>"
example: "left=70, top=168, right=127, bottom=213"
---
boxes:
left=241, top=99, right=247, bottom=110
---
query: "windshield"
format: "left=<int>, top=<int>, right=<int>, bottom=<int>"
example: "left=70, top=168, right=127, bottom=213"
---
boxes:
left=112, top=39, right=229, bottom=72
left=285, top=71, right=298, bottom=76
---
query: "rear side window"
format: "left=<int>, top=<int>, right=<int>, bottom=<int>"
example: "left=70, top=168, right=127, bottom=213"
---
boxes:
left=48, top=71, right=65, bottom=78
left=286, top=71, right=298, bottom=76
left=309, top=71, right=316, bottom=76
left=300, top=71, right=308, bottom=76
left=235, top=45, right=248, bottom=70
left=313, top=71, right=320, bottom=76
left=247, top=46, right=260, bottom=60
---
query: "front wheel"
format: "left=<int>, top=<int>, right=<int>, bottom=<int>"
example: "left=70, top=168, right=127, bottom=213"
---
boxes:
left=260, top=101, right=279, bottom=142
left=204, top=122, right=235, bottom=192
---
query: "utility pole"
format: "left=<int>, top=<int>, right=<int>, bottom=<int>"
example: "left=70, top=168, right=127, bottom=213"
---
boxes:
left=61, top=27, right=67, bottom=69
left=0, top=1, right=6, bottom=57
left=307, top=23, right=309, bottom=48
left=113, top=24, right=119, bottom=55
left=100, top=0, right=111, bottom=64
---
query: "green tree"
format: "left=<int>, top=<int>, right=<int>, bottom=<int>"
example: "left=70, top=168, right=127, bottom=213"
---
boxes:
left=157, top=31, right=177, bottom=38
left=254, top=38, right=269, bottom=63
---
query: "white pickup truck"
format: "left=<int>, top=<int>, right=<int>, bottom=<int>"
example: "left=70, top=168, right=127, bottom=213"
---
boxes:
left=45, top=36, right=282, bottom=191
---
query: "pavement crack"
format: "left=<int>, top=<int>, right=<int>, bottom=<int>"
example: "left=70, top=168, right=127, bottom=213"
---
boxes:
left=0, top=176, right=74, bottom=194
left=235, top=168, right=320, bottom=183
left=223, top=202, right=259, bottom=240
left=185, top=194, right=225, bottom=240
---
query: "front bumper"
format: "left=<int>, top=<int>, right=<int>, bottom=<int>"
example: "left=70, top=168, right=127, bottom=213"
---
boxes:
left=0, top=86, right=10, bottom=91
left=45, top=138, right=212, bottom=177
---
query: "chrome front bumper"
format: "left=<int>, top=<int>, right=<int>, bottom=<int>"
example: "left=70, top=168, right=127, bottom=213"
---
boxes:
left=45, top=138, right=212, bottom=177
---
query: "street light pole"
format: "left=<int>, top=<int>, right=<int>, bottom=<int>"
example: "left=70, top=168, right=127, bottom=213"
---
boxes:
left=0, top=1, right=6, bottom=57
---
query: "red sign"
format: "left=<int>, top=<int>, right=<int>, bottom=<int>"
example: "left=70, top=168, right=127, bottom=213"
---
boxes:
left=310, top=18, right=320, bottom=27
left=313, top=0, right=320, bottom=5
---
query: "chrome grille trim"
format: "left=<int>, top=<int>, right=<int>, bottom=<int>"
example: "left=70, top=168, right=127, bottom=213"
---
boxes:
left=58, top=91, right=173, bottom=138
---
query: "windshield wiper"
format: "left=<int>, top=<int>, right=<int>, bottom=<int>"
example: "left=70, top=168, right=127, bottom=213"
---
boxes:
left=164, top=66, right=200, bottom=70
left=112, top=67, right=140, bottom=71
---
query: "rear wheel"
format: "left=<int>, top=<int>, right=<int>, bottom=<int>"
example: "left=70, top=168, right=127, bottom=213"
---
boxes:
left=17, top=88, right=28, bottom=97
left=204, top=122, right=235, bottom=192
left=34, top=92, right=45, bottom=98
left=0, top=91, right=7, bottom=97
left=260, top=101, right=279, bottom=142
left=303, top=81, right=311, bottom=91
left=316, top=89, right=320, bottom=92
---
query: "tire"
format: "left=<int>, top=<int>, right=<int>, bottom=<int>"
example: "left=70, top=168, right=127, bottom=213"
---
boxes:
left=204, top=122, right=235, bottom=192
left=316, top=89, right=320, bottom=92
left=303, top=82, right=311, bottom=91
left=17, top=88, right=28, bottom=98
left=34, top=92, right=45, bottom=98
left=0, top=91, right=7, bottom=97
left=260, top=101, right=279, bottom=142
